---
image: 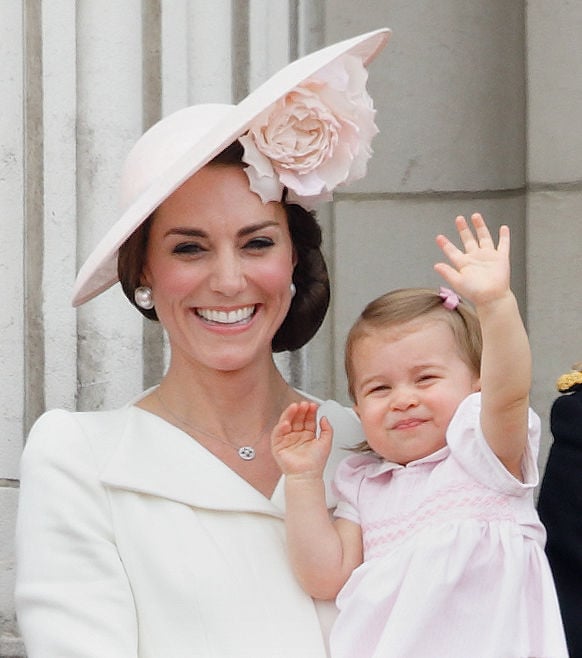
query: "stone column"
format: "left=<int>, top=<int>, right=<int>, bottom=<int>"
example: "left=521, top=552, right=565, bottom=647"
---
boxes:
left=526, top=0, right=582, bottom=465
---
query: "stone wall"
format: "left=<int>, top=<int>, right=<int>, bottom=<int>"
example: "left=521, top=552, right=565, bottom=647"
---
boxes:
left=2, top=1, right=581, bottom=654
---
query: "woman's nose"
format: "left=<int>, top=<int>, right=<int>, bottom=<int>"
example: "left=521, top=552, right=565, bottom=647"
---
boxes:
left=209, top=253, right=245, bottom=296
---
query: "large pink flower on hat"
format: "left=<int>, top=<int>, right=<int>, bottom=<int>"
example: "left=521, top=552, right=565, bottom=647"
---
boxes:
left=240, top=54, right=378, bottom=210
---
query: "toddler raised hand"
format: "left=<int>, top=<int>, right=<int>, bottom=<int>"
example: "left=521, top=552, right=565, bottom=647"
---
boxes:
left=434, top=212, right=511, bottom=307
left=435, top=212, right=530, bottom=480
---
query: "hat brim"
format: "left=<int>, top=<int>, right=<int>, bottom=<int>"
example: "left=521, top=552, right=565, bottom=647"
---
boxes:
left=72, top=27, right=391, bottom=307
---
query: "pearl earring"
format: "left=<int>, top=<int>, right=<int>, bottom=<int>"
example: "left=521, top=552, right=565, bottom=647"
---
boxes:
left=290, top=282, right=297, bottom=298
left=134, top=286, right=154, bottom=310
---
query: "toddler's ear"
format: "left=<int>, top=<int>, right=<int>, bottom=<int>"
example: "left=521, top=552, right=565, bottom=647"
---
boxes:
left=472, top=377, right=482, bottom=393
left=352, top=404, right=362, bottom=420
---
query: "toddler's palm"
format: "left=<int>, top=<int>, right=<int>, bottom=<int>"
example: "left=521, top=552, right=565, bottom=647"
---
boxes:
left=271, top=402, right=332, bottom=477
left=435, top=213, right=510, bottom=306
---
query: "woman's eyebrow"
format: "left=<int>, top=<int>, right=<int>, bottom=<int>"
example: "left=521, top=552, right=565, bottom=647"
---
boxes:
left=163, top=227, right=207, bottom=238
left=163, top=220, right=280, bottom=239
left=238, top=220, right=280, bottom=237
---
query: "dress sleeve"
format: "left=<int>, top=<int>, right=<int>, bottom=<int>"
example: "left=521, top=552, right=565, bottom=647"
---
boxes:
left=315, top=400, right=367, bottom=508
left=15, top=410, right=139, bottom=658
left=332, top=454, right=378, bottom=524
left=446, top=392, right=540, bottom=495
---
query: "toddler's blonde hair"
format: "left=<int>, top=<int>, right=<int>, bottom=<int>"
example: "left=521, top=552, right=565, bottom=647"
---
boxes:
left=345, top=287, right=482, bottom=403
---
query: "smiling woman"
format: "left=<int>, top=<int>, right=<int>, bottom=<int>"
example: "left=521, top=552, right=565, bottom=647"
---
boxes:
left=14, top=28, right=391, bottom=658
left=137, top=165, right=296, bottom=378
left=118, top=141, right=330, bottom=353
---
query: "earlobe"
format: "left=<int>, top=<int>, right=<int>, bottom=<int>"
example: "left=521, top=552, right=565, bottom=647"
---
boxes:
left=472, top=377, right=482, bottom=393
left=141, top=265, right=151, bottom=288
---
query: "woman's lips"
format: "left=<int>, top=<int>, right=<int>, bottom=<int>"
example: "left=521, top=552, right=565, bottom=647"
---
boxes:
left=195, top=305, right=256, bottom=325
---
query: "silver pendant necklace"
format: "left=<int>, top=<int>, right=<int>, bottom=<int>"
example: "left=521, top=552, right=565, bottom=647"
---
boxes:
left=238, top=446, right=257, bottom=461
left=155, top=389, right=276, bottom=461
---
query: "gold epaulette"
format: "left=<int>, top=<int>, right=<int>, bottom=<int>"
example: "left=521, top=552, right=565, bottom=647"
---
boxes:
left=556, top=362, right=582, bottom=392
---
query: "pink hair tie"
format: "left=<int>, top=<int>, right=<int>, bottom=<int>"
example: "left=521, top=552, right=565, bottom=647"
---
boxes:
left=439, top=287, right=460, bottom=310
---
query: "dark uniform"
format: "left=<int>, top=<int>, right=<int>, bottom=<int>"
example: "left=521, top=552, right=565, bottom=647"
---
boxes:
left=538, top=368, right=582, bottom=658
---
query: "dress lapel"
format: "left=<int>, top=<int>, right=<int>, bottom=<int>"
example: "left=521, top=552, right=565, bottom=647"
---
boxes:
left=100, top=407, right=285, bottom=518
left=99, top=398, right=364, bottom=516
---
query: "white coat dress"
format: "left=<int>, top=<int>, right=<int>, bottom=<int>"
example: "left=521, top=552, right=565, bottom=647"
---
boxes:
left=15, top=395, right=364, bottom=658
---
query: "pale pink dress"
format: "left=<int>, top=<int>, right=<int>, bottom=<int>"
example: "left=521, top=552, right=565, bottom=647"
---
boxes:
left=331, top=393, right=568, bottom=658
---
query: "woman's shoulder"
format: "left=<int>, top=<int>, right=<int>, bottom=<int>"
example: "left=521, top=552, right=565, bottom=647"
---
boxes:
left=29, top=404, right=133, bottom=438
left=298, top=391, right=365, bottom=448
left=23, top=404, right=138, bottom=473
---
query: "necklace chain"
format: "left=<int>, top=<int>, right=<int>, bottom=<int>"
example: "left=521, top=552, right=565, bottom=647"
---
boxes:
left=155, top=388, right=279, bottom=461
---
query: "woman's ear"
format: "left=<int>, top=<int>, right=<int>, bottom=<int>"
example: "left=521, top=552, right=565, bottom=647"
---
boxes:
left=140, top=264, right=152, bottom=288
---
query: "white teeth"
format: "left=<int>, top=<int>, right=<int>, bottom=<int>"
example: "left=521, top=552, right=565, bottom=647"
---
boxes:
left=197, top=306, right=255, bottom=324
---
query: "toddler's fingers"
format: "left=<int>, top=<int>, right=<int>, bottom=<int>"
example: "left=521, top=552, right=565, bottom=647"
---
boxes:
left=271, top=418, right=293, bottom=448
left=454, top=215, right=478, bottom=251
left=277, top=402, right=299, bottom=426
left=433, top=261, right=462, bottom=289
left=470, top=213, right=495, bottom=247
left=288, top=401, right=317, bottom=433
left=435, top=233, right=464, bottom=269
left=317, top=416, right=334, bottom=452
left=497, top=224, right=510, bottom=255
left=319, top=415, right=333, bottom=437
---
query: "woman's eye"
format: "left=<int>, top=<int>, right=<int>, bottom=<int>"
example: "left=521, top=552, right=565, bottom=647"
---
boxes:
left=245, top=237, right=274, bottom=250
left=172, top=242, right=205, bottom=255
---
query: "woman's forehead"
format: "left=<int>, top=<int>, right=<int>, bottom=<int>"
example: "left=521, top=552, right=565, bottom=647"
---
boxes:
left=151, top=166, right=288, bottom=232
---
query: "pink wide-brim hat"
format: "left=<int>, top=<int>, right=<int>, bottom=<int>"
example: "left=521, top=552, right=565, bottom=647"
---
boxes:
left=71, top=28, right=390, bottom=307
